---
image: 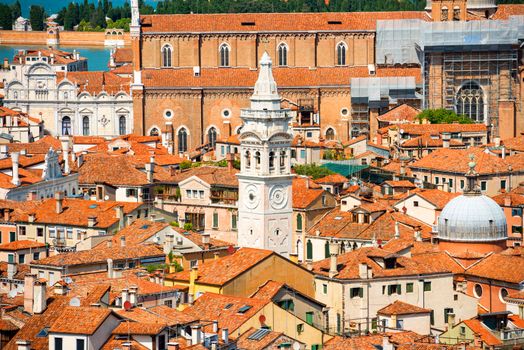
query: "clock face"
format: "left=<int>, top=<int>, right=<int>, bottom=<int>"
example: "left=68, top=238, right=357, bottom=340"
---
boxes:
left=269, top=185, right=288, bottom=210
left=244, top=184, right=260, bottom=210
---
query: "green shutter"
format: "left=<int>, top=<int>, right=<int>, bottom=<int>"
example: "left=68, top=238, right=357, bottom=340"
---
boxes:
left=324, top=241, right=330, bottom=258
left=306, top=240, right=313, bottom=260
left=306, top=312, right=314, bottom=326
left=297, top=214, right=303, bottom=231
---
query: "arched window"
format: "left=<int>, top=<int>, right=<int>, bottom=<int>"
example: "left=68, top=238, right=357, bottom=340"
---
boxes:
left=208, top=127, right=217, bottom=148
left=456, top=82, right=484, bottom=122
left=150, top=128, right=159, bottom=137
left=278, top=43, right=288, bottom=66
left=280, top=150, right=286, bottom=167
left=441, top=6, right=449, bottom=21
left=306, top=240, right=313, bottom=260
left=269, top=151, right=275, bottom=169
left=337, top=42, right=347, bottom=66
left=62, top=116, right=71, bottom=136
left=219, top=44, right=230, bottom=67
left=245, top=150, right=251, bottom=168
left=119, top=116, right=126, bottom=135
left=82, top=116, right=89, bottom=136
left=453, top=6, right=461, bottom=20
left=178, top=128, right=188, bottom=153
left=161, top=45, right=172, bottom=68
left=326, top=128, right=335, bottom=141
left=255, top=151, right=261, bottom=168
left=297, top=214, right=303, bottom=232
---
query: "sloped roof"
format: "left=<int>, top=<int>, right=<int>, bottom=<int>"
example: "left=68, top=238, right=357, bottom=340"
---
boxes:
left=377, top=300, right=431, bottom=315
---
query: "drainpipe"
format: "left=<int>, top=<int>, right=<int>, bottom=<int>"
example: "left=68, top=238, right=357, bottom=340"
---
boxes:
left=200, top=89, right=204, bottom=146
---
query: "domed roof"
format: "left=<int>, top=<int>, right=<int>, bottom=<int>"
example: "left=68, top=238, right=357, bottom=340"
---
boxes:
left=437, top=194, right=507, bottom=242
left=425, top=0, right=497, bottom=10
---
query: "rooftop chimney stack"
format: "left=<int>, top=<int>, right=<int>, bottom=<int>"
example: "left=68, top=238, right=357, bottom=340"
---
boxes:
left=7, top=259, right=17, bottom=279
left=120, top=236, right=126, bottom=247
left=11, top=152, right=20, bottom=186
left=33, top=279, right=47, bottom=314
left=107, top=258, right=114, bottom=279
left=221, top=328, right=229, bottom=344
left=359, top=263, right=370, bottom=279
left=212, top=320, right=218, bottom=333
left=128, top=285, right=138, bottom=306
left=55, top=192, right=64, bottom=214
left=87, top=216, right=97, bottom=228
left=202, top=233, right=210, bottom=250
left=23, top=274, right=36, bottom=314
left=394, top=221, right=400, bottom=239
left=226, top=153, right=235, bottom=171
left=145, top=156, right=155, bottom=184
left=191, top=325, right=202, bottom=344
left=329, top=241, right=340, bottom=278
left=16, top=340, right=31, bottom=350
left=121, top=288, right=128, bottom=309
left=60, top=136, right=70, bottom=175
left=442, top=132, right=451, bottom=149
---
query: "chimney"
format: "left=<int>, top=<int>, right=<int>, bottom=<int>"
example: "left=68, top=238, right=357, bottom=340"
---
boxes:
left=502, top=145, right=506, bottom=159
left=55, top=192, right=64, bottom=214
left=28, top=212, right=35, bottom=223
left=221, top=328, right=229, bottom=344
left=53, top=281, right=68, bottom=296
left=382, top=336, right=394, bottom=350
left=121, top=288, right=128, bottom=309
left=212, top=320, right=219, bottom=333
left=145, top=156, right=155, bottom=184
left=87, top=216, right=97, bottom=228
left=23, top=274, right=36, bottom=313
left=189, top=267, right=198, bottom=304
left=191, top=325, right=202, bottom=344
left=7, top=260, right=17, bottom=279
left=11, top=152, right=20, bottom=186
left=167, top=343, right=180, bottom=350
left=107, top=240, right=112, bottom=248
left=120, top=236, right=126, bottom=247
left=226, top=153, right=235, bottom=171
left=126, top=214, right=134, bottom=227
left=16, top=340, right=31, bottom=350
left=33, top=279, right=47, bottom=314
left=306, top=260, right=313, bottom=271
left=394, top=221, right=400, bottom=239
left=202, top=233, right=210, bottom=250
left=60, top=136, right=70, bottom=175
left=164, top=233, right=174, bottom=255
left=3, top=209, right=11, bottom=222
left=442, top=132, right=451, bottom=148
left=129, top=285, right=138, bottom=306
left=329, top=241, right=339, bottom=278
left=494, top=137, right=501, bottom=147
left=114, top=206, right=124, bottom=230
left=122, top=342, right=132, bottom=350
left=414, top=226, right=422, bottom=242
left=107, top=258, right=114, bottom=278
left=359, top=263, right=369, bottom=279
left=400, top=161, right=406, bottom=176
left=447, top=313, right=456, bottom=330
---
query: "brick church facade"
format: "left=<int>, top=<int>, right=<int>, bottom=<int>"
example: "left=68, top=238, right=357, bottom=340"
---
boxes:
left=130, top=0, right=524, bottom=154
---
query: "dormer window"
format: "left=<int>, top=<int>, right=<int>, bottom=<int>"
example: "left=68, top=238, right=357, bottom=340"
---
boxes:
left=384, top=257, right=397, bottom=269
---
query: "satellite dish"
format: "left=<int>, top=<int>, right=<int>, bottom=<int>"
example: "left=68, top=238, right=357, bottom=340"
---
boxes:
left=293, top=342, right=301, bottom=350
left=123, top=301, right=132, bottom=310
left=104, top=195, right=109, bottom=201
left=69, top=297, right=81, bottom=307
left=8, top=289, right=17, bottom=298
left=259, top=315, right=266, bottom=324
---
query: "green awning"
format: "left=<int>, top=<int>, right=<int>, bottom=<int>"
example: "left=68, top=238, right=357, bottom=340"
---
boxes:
left=321, top=163, right=368, bottom=177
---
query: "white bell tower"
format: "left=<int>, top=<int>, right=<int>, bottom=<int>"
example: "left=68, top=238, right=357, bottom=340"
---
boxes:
left=237, top=52, right=293, bottom=257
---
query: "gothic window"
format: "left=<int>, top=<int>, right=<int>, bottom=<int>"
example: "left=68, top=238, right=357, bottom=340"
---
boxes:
left=453, top=6, right=461, bottom=21
left=441, top=6, right=449, bottom=21
left=245, top=150, right=251, bottom=168
left=161, top=44, right=172, bottom=68
left=82, top=116, right=89, bottom=136
left=297, top=214, right=303, bottom=232
left=219, top=43, right=230, bottom=67
left=255, top=151, right=261, bottom=168
left=208, top=127, right=217, bottom=148
left=178, top=128, right=188, bottom=153
left=280, top=150, right=286, bottom=167
left=326, top=128, right=335, bottom=141
left=119, top=116, right=126, bottom=135
left=306, top=240, right=313, bottom=260
left=278, top=43, right=288, bottom=66
left=337, top=42, right=347, bottom=66
left=269, top=151, right=275, bottom=169
left=456, top=82, right=484, bottom=122
left=150, top=128, right=160, bottom=137
left=62, top=116, right=71, bottom=136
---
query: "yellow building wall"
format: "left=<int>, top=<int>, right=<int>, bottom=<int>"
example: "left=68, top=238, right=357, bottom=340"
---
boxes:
left=440, top=323, right=475, bottom=345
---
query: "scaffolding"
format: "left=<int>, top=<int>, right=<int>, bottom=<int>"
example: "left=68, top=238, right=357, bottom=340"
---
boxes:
left=376, top=16, right=523, bottom=136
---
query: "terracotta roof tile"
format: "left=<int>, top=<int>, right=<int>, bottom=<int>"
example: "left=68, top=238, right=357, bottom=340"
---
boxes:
left=56, top=71, right=130, bottom=95
left=312, top=247, right=450, bottom=279
left=398, top=123, right=487, bottom=135
left=140, top=12, right=427, bottom=33
left=323, top=332, right=429, bottom=350
left=409, top=189, right=459, bottom=210
left=314, top=174, right=348, bottom=184
left=113, top=321, right=167, bottom=335
left=236, top=327, right=286, bottom=350
left=100, top=219, right=170, bottom=247
left=182, top=292, right=269, bottom=334
left=113, top=48, right=133, bottom=63
left=171, top=226, right=231, bottom=250
left=465, top=252, right=524, bottom=284
left=101, top=335, right=149, bottom=350
left=400, top=134, right=464, bottom=148
left=463, top=319, right=502, bottom=346
left=170, top=166, right=238, bottom=187
left=383, top=180, right=416, bottom=188
left=292, top=176, right=325, bottom=209
left=249, top=280, right=284, bottom=300
left=0, top=240, right=46, bottom=251
left=377, top=104, right=421, bottom=123
left=142, top=66, right=422, bottom=89
left=167, top=247, right=272, bottom=286
left=411, top=251, right=466, bottom=275
left=114, top=305, right=197, bottom=326
left=492, top=4, right=524, bottom=19
left=49, top=306, right=113, bottom=335
left=377, top=300, right=431, bottom=315
left=492, top=192, right=524, bottom=207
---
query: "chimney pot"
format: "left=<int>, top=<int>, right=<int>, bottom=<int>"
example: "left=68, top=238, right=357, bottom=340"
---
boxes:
left=221, top=328, right=229, bottom=344
left=16, top=340, right=31, bottom=350
left=11, top=152, right=20, bottom=186
left=55, top=192, right=64, bottom=214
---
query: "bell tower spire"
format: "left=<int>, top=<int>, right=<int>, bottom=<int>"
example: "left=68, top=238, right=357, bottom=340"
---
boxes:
left=236, top=52, right=294, bottom=257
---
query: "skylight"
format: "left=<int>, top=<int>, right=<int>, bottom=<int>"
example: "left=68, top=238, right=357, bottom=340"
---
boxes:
left=88, top=204, right=98, bottom=209
left=238, top=305, right=252, bottom=314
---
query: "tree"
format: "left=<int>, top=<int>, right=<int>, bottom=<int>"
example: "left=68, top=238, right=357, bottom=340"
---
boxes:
left=11, top=1, right=21, bottom=22
left=416, top=108, right=474, bottom=124
left=29, top=5, right=45, bottom=31
left=0, top=4, right=12, bottom=30
left=293, top=164, right=336, bottom=180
